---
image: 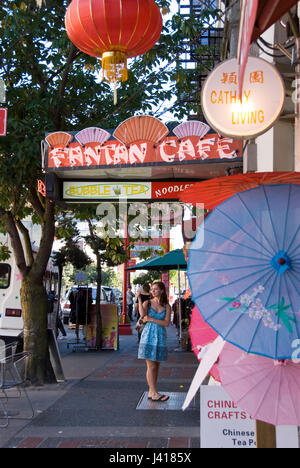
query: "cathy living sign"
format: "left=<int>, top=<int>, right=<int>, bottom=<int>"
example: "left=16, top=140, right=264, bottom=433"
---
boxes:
left=63, top=181, right=196, bottom=201
left=202, top=57, right=285, bottom=139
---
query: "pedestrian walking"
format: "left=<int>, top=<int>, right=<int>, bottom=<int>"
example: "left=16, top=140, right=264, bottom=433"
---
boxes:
left=126, top=285, right=135, bottom=321
left=48, top=290, right=67, bottom=339
left=137, top=281, right=171, bottom=402
left=47, top=290, right=55, bottom=314
left=57, top=303, right=67, bottom=339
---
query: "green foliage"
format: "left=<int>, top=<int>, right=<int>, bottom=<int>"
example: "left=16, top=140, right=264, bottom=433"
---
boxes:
left=53, top=215, right=92, bottom=270
left=53, top=244, right=91, bottom=271
left=132, top=271, right=161, bottom=287
left=0, top=243, right=11, bottom=261
left=68, top=263, right=118, bottom=287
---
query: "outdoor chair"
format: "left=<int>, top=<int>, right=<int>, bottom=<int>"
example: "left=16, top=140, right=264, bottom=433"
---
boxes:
left=0, top=341, right=18, bottom=361
left=0, top=351, right=34, bottom=428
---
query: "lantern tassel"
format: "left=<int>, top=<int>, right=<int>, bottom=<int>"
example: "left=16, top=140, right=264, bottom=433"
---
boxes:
left=114, top=82, right=117, bottom=106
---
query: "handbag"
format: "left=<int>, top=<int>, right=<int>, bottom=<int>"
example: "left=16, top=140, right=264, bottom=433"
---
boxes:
left=135, top=300, right=150, bottom=334
left=135, top=317, right=145, bottom=334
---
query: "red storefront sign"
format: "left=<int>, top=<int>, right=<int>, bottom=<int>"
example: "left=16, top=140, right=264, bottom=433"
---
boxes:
left=0, top=108, right=7, bottom=136
left=47, top=135, right=242, bottom=169
left=152, top=181, right=196, bottom=199
left=126, top=259, right=137, bottom=271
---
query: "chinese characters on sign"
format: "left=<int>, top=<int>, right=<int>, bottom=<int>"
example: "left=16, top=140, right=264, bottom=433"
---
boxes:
left=202, top=57, right=285, bottom=139
left=215, top=70, right=264, bottom=126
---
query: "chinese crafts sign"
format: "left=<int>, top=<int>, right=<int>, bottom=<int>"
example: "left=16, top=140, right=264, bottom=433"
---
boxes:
left=200, top=386, right=299, bottom=449
left=200, top=386, right=256, bottom=448
left=202, top=57, right=285, bottom=139
left=46, top=134, right=241, bottom=170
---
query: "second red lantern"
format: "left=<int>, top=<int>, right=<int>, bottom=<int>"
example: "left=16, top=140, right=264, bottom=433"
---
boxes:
left=65, top=0, right=163, bottom=85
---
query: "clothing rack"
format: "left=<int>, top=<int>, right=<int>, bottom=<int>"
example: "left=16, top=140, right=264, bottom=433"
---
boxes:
left=67, top=285, right=95, bottom=352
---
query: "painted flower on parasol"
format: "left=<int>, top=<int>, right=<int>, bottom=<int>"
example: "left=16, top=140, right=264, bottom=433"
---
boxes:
left=219, top=343, right=300, bottom=426
left=188, top=184, right=300, bottom=360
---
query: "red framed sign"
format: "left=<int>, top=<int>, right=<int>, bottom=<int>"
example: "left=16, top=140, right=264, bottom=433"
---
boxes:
left=46, top=135, right=242, bottom=170
left=0, top=108, right=7, bottom=136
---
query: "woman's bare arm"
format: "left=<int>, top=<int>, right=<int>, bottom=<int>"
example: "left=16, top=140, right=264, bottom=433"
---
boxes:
left=143, top=304, right=171, bottom=327
left=136, top=292, right=149, bottom=318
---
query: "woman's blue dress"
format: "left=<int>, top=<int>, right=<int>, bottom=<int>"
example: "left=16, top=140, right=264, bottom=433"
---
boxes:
left=138, top=306, right=168, bottom=362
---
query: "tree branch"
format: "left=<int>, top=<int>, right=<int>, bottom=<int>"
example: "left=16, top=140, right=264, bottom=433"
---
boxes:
left=28, top=186, right=45, bottom=223
left=31, top=198, right=55, bottom=280
left=0, top=208, right=27, bottom=276
left=15, top=218, right=35, bottom=267
left=59, top=43, right=78, bottom=98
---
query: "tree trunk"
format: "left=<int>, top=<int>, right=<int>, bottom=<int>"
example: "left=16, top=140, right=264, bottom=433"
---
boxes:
left=95, top=254, right=102, bottom=350
left=21, top=275, right=56, bottom=385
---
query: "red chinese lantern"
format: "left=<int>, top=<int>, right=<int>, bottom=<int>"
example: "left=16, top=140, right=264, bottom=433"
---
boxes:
left=65, top=0, right=163, bottom=88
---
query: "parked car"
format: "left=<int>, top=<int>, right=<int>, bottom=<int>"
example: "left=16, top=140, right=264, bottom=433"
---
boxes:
left=101, top=286, right=123, bottom=302
left=112, top=287, right=122, bottom=301
left=60, top=286, right=109, bottom=324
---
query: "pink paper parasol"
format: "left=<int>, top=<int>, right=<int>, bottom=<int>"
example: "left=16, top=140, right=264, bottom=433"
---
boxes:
left=189, top=306, right=221, bottom=382
left=219, top=343, right=300, bottom=426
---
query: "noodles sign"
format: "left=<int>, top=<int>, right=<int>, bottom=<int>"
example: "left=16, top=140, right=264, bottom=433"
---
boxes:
left=202, top=57, right=285, bottom=139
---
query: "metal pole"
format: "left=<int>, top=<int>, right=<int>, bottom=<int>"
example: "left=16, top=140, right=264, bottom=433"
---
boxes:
left=178, top=265, right=182, bottom=344
left=229, top=0, right=241, bottom=59
left=122, top=226, right=129, bottom=325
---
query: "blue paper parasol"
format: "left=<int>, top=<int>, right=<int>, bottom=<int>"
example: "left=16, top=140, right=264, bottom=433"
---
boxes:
left=188, top=184, right=300, bottom=360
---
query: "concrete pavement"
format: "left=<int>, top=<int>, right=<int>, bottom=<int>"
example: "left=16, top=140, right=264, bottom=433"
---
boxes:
left=0, top=323, right=200, bottom=449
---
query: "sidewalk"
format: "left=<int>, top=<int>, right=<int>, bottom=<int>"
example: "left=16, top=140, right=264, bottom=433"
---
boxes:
left=0, top=324, right=200, bottom=449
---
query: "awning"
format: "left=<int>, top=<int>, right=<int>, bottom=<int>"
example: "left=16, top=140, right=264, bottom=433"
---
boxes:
left=238, top=0, right=298, bottom=97
left=126, top=249, right=187, bottom=271
left=252, top=0, right=298, bottom=41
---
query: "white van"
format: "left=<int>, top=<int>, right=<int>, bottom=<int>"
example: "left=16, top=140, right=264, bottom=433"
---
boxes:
left=0, top=233, right=58, bottom=345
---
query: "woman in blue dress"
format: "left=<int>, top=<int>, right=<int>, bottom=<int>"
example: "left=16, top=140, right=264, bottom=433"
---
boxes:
left=137, top=282, right=171, bottom=402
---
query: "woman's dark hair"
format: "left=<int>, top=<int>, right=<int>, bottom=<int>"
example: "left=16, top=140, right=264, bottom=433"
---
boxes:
left=142, top=283, right=150, bottom=293
left=151, top=281, right=168, bottom=306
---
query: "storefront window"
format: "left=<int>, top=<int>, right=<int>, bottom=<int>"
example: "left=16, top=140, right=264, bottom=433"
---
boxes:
left=0, top=264, right=11, bottom=289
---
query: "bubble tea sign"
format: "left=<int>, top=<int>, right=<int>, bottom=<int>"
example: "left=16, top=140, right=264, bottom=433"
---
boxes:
left=201, top=57, right=285, bottom=139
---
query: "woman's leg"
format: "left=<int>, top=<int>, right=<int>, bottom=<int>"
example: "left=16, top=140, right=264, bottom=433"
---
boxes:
left=146, top=360, right=159, bottom=398
left=146, top=360, right=169, bottom=401
left=153, top=362, right=160, bottom=388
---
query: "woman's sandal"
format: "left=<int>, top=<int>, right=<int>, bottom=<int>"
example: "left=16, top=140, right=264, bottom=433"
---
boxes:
left=151, top=394, right=169, bottom=402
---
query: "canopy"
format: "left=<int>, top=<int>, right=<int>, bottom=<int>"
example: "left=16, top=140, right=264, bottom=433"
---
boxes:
left=179, top=172, right=300, bottom=210
left=252, top=0, right=298, bottom=41
left=126, top=249, right=187, bottom=271
left=238, top=0, right=298, bottom=97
